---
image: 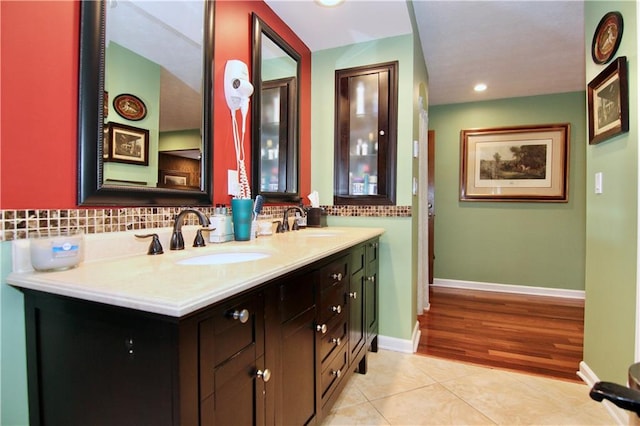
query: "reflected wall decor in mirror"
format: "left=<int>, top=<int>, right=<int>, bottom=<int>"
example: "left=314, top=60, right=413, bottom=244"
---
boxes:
left=251, top=13, right=301, bottom=203
left=78, top=0, right=214, bottom=206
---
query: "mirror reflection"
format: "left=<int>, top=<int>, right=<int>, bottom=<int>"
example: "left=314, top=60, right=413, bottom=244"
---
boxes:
left=104, top=0, right=203, bottom=190
left=252, top=14, right=301, bottom=202
left=77, top=0, right=213, bottom=206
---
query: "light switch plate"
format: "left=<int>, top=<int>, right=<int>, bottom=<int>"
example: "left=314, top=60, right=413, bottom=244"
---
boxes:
left=228, top=169, right=238, bottom=196
left=595, top=172, right=603, bottom=194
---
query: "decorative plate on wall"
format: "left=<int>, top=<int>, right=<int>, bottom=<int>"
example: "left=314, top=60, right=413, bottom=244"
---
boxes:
left=113, top=93, right=147, bottom=121
left=591, top=11, right=623, bottom=65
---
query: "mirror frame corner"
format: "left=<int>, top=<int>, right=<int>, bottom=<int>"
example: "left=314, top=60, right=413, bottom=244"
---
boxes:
left=77, top=0, right=214, bottom=207
left=251, top=12, right=302, bottom=204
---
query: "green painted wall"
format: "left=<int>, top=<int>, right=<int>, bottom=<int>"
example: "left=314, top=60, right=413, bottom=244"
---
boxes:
left=429, top=92, right=586, bottom=290
left=159, top=129, right=201, bottom=152
left=105, top=42, right=161, bottom=186
left=584, top=1, right=638, bottom=384
left=1, top=242, right=29, bottom=426
left=311, top=34, right=418, bottom=341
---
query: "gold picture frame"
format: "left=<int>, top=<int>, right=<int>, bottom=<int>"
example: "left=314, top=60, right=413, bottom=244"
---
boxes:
left=460, top=124, right=570, bottom=202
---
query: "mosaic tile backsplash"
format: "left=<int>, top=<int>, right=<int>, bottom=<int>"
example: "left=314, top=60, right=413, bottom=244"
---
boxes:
left=1, top=205, right=411, bottom=241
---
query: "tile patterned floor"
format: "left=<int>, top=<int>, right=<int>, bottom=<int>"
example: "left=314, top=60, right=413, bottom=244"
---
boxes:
left=322, top=350, right=615, bottom=425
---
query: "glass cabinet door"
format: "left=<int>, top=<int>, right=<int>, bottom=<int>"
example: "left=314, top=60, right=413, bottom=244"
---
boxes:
left=334, top=62, right=397, bottom=205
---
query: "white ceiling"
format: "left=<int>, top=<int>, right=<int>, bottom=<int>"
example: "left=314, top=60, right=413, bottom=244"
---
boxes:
left=265, top=0, right=586, bottom=106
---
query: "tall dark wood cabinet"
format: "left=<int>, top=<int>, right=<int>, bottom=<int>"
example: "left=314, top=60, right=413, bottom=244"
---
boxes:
left=21, top=237, right=380, bottom=426
left=334, top=62, right=398, bottom=206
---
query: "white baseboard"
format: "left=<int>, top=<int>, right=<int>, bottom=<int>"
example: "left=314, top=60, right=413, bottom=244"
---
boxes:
left=432, top=278, right=585, bottom=300
left=579, top=361, right=629, bottom=426
left=378, top=321, right=421, bottom=354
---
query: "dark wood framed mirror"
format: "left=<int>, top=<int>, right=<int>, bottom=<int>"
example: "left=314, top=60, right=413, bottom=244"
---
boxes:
left=77, top=0, right=214, bottom=206
left=251, top=13, right=301, bottom=203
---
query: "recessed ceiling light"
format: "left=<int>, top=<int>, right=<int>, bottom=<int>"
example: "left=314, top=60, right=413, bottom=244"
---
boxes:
left=315, top=0, right=345, bottom=7
left=474, top=83, right=487, bottom=92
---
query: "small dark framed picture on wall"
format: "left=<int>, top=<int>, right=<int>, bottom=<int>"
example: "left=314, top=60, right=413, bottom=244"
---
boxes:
left=106, top=122, right=150, bottom=166
left=587, top=56, right=629, bottom=145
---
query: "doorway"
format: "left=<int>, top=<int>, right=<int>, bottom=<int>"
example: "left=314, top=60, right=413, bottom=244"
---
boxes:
left=427, top=130, right=435, bottom=285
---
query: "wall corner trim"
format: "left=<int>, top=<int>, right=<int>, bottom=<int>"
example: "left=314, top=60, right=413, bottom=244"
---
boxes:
left=378, top=321, right=421, bottom=353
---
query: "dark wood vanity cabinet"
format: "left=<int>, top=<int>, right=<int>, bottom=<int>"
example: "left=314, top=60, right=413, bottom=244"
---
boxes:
left=21, top=237, right=380, bottom=426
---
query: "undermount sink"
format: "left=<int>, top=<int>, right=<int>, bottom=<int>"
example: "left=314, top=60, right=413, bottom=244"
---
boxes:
left=177, top=252, right=270, bottom=266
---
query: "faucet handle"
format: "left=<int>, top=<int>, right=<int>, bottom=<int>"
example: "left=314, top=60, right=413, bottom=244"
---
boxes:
left=135, top=234, right=164, bottom=255
left=193, top=228, right=212, bottom=247
left=273, top=220, right=285, bottom=233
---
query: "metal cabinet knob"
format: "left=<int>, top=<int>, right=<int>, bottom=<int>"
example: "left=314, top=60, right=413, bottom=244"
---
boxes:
left=256, top=368, right=271, bottom=382
left=316, top=323, right=327, bottom=334
left=349, top=291, right=357, bottom=299
left=331, top=272, right=343, bottom=281
left=331, top=337, right=341, bottom=346
left=331, top=369, right=342, bottom=378
left=367, top=276, right=375, bottom=282
left=231, top=309, right=250, bottom=323
left=331, top=305, right=342, bottom=314
left=379, top=130, right=385, bottom=136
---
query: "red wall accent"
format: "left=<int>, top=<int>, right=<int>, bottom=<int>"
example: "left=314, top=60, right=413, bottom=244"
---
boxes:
left=0, top=0, right=311, bottom=209
left=213, top=0, right=311, bottom=206
left=1, top=1, right=80, bottom=209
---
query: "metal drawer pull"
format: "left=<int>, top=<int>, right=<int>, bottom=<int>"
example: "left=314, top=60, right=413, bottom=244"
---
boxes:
left=331, top=369, right=342, bottom=378
left=316, top=323, right=328, bottom=334
left=231, top=309, right=250, bottom=323
left=331, top=337, right=341, bottom=346
left=331, top=273, right=343, bottom=281
left=331, top=305, right=342, bottom=314
left=256, top=368, right=271, bottom=382
left=367, top=276, right=375, bottom=282
left=349, top=291, right=357, bottom=299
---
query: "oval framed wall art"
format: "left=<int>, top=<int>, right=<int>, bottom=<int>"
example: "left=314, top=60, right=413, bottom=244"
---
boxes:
left=591, top=11, right=623, bottom=65
left=113, top=93, right=147, bottom=121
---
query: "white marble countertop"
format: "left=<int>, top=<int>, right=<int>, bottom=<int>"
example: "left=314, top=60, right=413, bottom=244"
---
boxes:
left=7, top=227, right=383, bottom=317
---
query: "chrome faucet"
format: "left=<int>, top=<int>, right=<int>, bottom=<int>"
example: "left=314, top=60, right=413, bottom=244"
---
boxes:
left=170, top=209, right=210, bottom=250
left=282, top=206, right=306, bottom=232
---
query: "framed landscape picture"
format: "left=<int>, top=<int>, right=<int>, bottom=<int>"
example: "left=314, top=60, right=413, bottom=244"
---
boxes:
left=106, top=122, right=149, bottom=166
left=460, top=124, right=570, bottom=202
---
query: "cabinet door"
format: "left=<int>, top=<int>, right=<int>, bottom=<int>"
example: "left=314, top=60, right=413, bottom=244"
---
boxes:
left=24, top=292, right=178, bottom=426
left=334, top=62, right=398, bottom=205
left=365, top=239, right=380, bottom=346
left=265, top=275, right=317, bottom=426
left=348, top=245, right=366, bottom=364
left=200, top=292, right=266, bottom=426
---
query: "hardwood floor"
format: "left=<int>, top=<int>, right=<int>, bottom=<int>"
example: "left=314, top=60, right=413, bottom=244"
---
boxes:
left=416, top=286, right=584, bottom=382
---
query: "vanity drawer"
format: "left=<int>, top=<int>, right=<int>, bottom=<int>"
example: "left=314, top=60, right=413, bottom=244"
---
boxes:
left=200, top=293, right=262, bottom=368
left=318, top=280, right=346, bottom=325
left=319, top=319, right=348, bottom=364
left=320, top=344, right=348, bottom=400
left=317, top=256, right=349, bottom=291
